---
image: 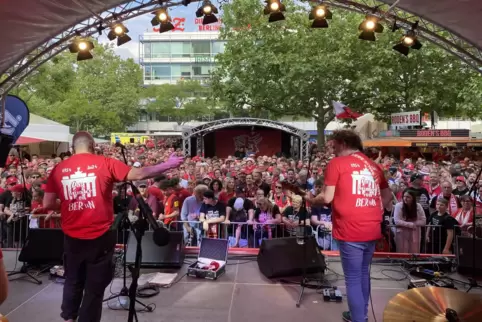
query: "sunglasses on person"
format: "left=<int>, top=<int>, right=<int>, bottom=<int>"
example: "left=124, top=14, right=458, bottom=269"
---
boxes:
left=31, top=175, right=40, bottom=179
left=275, top=185, right=282, bottom=189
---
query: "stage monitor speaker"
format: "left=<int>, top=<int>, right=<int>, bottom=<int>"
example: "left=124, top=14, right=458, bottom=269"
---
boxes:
left=18, top=229, right=64, bottom=265
left=126, top=231, right=185, bottom=268
left=456, top=236, right=482, bottom=276
left=257, top=236, right=326, bottom=279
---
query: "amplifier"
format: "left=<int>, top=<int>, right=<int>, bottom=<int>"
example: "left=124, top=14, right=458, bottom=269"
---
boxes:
left=456, top=236, right=482, bottom=276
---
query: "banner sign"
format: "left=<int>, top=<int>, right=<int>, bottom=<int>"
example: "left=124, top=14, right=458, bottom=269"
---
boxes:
left=400, top=129, right=470, bottom=138
left=390, top=111, right=421, bottom=127
left=411, top=142, right=469, bottom=148
left=214, top=128, right=281, bottom=158
left=0, top=95, right=30, bottom=143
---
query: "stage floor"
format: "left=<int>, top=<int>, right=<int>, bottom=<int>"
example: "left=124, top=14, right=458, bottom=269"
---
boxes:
left=2, top=250, right=482, bottom=322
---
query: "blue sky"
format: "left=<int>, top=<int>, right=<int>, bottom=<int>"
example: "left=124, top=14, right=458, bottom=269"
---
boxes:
left=101, top=3, right=223, bottom=61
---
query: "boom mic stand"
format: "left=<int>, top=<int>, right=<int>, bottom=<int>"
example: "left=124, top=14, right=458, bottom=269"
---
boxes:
left=466, top=166, right=482, bottom=293
left=7, top=146, right=41, bottom=285
left=295, top=144, right=328, bottom=307
left=103, top=145, right=152, bottom=322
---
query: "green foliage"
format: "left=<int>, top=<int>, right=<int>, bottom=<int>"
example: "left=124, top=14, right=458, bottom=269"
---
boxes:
left=211, top=0, right=482, bottom=143
left=143, top=80, right=227, bottom=122
left=10, top=43, right=143, bottom=136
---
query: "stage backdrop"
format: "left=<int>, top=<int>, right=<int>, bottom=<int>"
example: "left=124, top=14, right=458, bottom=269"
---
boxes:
left=214, top=128, right=282, bottom=158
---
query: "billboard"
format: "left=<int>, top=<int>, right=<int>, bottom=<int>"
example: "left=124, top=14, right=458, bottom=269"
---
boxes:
left=214, top=128, right=281, bottom=158
left=390, top=111, right=422, bottom=127
left=399, top=129, right=470, bottom=138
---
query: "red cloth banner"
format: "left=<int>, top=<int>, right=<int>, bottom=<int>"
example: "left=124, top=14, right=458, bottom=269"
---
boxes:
left=214, top=128, right=281, bottom=158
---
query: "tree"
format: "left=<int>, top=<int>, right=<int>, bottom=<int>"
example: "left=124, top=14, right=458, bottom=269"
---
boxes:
left=143, top=80, right=225, bottom=122
left=10, top=43, right=143, bottom=136
left=211, top=0, right=482, bottom=143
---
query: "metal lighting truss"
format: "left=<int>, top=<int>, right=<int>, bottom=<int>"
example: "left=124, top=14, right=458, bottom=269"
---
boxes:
left=0, top=0, right=201, bottom=96
left=323, top=0, right=482, bottom=74
left=181, top=118, right=310, bottom=158
left=1, top=0, right=481, bottom=97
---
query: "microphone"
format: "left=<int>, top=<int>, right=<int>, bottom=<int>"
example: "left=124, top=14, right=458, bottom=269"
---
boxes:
left=115, top=142, right=125, bottom=149
left=130, top=184, right=170, bottom=246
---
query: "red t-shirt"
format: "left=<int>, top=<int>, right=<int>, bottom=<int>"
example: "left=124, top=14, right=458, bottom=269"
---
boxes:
left=176, top=188, right=191, bottom=209
left=164, top=194, right=180, bottom=225
left=324, top=152, right=387, bottom=242
left=219, top=191, right=235, bottom=204
left=45, top=154, right=130, bottom=239
left=148, top=186, right=165, bottom=203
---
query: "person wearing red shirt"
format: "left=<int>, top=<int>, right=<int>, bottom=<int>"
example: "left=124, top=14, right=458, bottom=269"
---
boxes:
left=43, top=131, right=183, bottom=322
left=175, top=182, right=192, bottom=210
left=5, top=153, right=19, bottom=168
left=160, top=179, right=180, bottom=229
left=147, top=175, right=166, bottom=204
left=307, top=130, right=392, bottom=322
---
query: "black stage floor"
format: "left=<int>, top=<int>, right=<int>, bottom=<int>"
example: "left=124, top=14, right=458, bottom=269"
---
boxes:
left=2, top=250, right=481, bottom=322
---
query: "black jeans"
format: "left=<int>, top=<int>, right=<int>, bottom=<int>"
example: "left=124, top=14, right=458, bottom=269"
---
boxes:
left=61, top=230, right=116, bottom=322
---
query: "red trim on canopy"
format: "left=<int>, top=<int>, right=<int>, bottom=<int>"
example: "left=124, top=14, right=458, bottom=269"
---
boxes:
left=15, top=136, right=45, bottom=145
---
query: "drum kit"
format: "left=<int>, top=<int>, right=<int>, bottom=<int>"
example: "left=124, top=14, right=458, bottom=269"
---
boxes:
left=383, top=287, right=482, bottom=321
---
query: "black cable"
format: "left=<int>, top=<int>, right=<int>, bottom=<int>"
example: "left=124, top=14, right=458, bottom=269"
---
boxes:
left=136, top=284, right=160, bottom=298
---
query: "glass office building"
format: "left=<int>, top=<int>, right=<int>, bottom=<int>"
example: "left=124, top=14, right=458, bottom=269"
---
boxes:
left=139, top=31, right=225, bottom=85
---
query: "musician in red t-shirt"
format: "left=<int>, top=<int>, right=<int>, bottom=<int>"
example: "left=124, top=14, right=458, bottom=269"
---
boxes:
left=306, top=130, right=392, bottom=322
left=43, top=131, right=183, bottom=322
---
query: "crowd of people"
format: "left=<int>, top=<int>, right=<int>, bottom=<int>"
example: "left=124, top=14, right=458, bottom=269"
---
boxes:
left=0, top=140, right=480, bottom=255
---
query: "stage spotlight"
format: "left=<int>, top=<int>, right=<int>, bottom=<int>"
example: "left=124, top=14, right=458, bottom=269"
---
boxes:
left=393, top=30, right=422, bottom=56
left=309, top=5, right=332, bottom=28
left=151, top=8, right=174, bottom=33
left=68, top=38, right=94, bottom=61
left=263, top=0, right=286, bottom=23
left=107, top=23, right=131, bottom=46
left=358, top=15, right=383, bottom=41
left=196, top=1, right=219, bottom=25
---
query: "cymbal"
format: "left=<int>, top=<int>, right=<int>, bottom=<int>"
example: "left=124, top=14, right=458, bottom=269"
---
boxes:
left=383, top=287, right=482, bottom=322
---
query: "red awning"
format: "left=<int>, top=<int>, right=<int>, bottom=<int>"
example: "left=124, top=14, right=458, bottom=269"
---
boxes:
left=15, top=136, right=45, bottom=145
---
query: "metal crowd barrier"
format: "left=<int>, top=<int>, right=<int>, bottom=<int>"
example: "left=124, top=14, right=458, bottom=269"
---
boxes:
left=0, top=215, right=468, bottom=256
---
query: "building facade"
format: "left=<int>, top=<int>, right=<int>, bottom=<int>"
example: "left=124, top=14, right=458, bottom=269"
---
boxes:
left=140, top=31, right=225, bottom=85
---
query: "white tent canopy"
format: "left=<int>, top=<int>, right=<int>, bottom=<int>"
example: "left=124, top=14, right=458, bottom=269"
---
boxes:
left=17, top=114, right=70, bottom=144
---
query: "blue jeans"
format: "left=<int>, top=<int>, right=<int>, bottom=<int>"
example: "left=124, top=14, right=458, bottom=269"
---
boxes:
left=338, top=240, right=376, bottom=322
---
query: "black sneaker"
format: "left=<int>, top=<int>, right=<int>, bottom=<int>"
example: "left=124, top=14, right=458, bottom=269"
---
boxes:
left=342, top=311, right=351, bottom=322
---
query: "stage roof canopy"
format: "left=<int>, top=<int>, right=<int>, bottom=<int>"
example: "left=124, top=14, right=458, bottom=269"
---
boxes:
left=0, top=0, right=481, bottom=93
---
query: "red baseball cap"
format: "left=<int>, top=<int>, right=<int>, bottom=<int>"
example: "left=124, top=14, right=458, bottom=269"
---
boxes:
left=6, top=177, right=18, bottom=185
left=11, top=184, right=26, bottom=193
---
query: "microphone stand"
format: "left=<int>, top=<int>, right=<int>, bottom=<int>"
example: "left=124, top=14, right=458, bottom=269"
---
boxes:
left=7, top=146, right=41, bottom=285
left=102, top=145, right=152, bottom=322
left=466, top=166, right=482, bottom=293
left=295, top=145, right=328, bottom=307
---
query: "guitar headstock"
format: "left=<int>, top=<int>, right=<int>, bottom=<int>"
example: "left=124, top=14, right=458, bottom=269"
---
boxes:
left=280, top=181, right=306, bottom=196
